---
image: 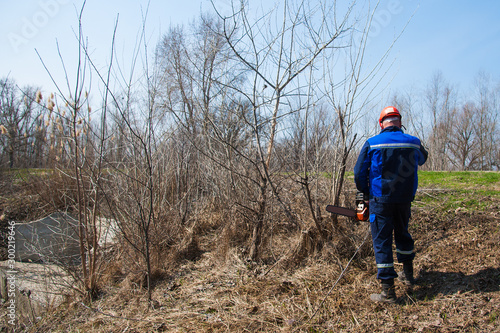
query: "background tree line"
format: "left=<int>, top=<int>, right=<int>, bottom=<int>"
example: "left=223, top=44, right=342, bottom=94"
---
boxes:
left=392, top=71, right=499, bottom=171
left=2, top=67, right=499, bottom=173
left=1, top=1, right=499, bottom=300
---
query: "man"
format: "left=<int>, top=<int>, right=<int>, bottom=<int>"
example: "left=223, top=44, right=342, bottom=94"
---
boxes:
left=354, top=106, right=428, bottom=303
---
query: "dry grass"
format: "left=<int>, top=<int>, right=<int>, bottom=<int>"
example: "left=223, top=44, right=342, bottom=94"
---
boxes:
left=2, top=175, right=499, bottom=332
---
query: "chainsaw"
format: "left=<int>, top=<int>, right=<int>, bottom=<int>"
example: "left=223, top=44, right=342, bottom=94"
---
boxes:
left=326, top=191, right=369, bottom=221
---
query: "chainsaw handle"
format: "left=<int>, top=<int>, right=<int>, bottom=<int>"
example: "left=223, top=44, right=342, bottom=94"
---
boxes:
left=355, top=192, right=369, bottom=221
left=356, top=206, right=369, bottom=221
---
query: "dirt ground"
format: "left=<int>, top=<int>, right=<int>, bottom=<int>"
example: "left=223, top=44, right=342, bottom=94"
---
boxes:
left=2, top=186, right=499, bottom=332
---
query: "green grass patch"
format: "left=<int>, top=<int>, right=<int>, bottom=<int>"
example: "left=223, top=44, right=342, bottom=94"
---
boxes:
left=418, top=171, right=500, bottom=190
left=415, top=171, right=499, bottom=212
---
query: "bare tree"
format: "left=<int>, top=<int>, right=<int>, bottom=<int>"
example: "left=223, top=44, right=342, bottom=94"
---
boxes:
left=0, top=78, right=42, bottom=168
left=424, top=72, right=456, bottom=170
left=33, top=1, right=118, bottom=300
left=87, top=5, right=203, bottom=304
left=212, top=0, right=358, bottom=257
left=447, top=103, right=480, bottom=170
left=473, top=71, right=499, bottom=170
left=156, top=14, right=257, bottom=252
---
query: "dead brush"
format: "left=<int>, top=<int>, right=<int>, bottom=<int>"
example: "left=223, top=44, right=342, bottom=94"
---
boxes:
left=216, top=218, right=252, bottom=262
left=172, top=228, right=204, bottom=263
left=0, top=169, right=67, bottom=221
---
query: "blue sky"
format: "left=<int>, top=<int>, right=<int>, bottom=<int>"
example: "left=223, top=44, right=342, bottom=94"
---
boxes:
left=385, top=1, right=500, bottom=93
left=1, top=0, right=499, bottom=99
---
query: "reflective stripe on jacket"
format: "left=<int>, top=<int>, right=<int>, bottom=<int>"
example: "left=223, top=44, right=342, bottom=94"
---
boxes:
left=354, top=126, right=428, bottom=203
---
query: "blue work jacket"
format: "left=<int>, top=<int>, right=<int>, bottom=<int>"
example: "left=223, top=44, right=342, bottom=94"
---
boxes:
left=354, top=126, right=428, bottom=203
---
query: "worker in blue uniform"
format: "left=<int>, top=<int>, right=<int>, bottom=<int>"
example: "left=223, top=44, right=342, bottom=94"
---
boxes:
left=354, top=106, right=428, bottom=303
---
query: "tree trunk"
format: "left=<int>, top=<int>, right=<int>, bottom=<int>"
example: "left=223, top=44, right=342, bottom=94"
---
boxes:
left=249, top=180, right=267, bottom=261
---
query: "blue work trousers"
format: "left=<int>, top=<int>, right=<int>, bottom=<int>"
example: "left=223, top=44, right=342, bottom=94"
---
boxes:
left=369, top=201, right=415, bottom=280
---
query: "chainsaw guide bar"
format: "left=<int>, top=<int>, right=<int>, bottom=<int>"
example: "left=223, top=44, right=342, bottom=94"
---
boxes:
left=325, top=205, right=357, bottom=218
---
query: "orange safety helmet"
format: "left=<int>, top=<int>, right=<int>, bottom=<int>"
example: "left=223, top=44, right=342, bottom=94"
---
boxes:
left=379, top=106, right=401, bottom=128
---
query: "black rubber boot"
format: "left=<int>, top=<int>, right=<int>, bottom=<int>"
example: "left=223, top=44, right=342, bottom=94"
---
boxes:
left=398, top=261, right=415, bottom=286
left=370, top=279, right=397, bottom=304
